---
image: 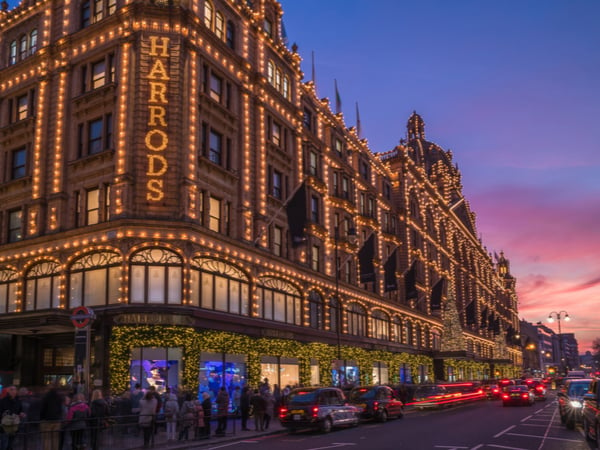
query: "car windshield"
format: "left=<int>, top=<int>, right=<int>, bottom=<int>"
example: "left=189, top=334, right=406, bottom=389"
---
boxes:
left=349, top=388, right=376, bottom=401
left=416, top=386, right=442, bottom=396
left=568, top=382, right=591, bottom=398
left=512, top=386, right=528, bottom=392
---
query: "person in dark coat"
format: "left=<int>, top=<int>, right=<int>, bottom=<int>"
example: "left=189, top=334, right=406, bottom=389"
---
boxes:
left=39, top=386, right=64, bottom=450
left=215, top=387, right=229, bottom=436
left=0, top=386, right=25, bottom=450
left=89, top=389, right=109, bottom=450
left=239, top=386, right=251, bottom=431
left=200, top=392, right=212, bottom=439
left=249, top=389, right=266, bottom=432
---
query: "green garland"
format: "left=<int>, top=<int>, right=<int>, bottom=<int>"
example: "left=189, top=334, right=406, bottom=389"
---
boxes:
left=109, top=325, right=435, bottom=393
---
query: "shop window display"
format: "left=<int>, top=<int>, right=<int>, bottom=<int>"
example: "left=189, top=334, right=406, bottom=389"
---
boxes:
left=199, top=352, right=246, bottom=403
left=129, top=347, right=181, bottom=394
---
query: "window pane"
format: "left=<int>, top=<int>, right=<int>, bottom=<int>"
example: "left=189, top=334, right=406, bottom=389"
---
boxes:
left=230, top=281, right=240, bottom=314
left=148, top=266, right=165, bottom=303
left=189, top=270, right=200, bottom=306
left=69, top=272, right=83, bottom=307
left=130, top=265, right=145, bottom=303
left=7, top=283, right=17, bottom=313
left=89, top=119, right=103, bottom=154
left=167, top=267, right=182, bottom=304
left=37, top=277, right=51, bottom=309
left=201, top=272, right=213, bottom=309
left=92, top=60, right=106, bottom=89
left=85, top=268, right=106, bottom=305
left=214, top=275, right=227, bottom=311
left=240, top=283, right=249, bottom=315
left=274, top=291, right=285, bottom=322
left=108, top=266, right=120, bottom=304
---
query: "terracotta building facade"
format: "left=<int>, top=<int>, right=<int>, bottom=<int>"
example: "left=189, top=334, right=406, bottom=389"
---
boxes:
left=0, top=0, right=521, bottom=395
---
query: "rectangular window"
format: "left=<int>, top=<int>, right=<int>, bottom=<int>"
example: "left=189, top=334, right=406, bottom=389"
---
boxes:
left=93, top=0, right=104, bottom=22
left=311, top=245, right=319, bottom=271
left=272, top=170, right=282, bottom=199
left=209, top=197, right=221, bottom=232
left=309, top=151, right=318, bottom=177
left=8, top=209, right=23, bottom=243
left=29, top=30, right=38, bottom=55
left=310, top=196, right=319, bottom=223
left=108, top=0, right=116, bottom=15
left=19, top=36, right=27, bottom=60
left=209, top=130, right=222, bottom=165
left=273, top=226, right=282, bottom=256
left=9, top=41, right=17, bottom=65
left=271, top=121, right=281, bottom=147
left=81, top=0, right=91, bottom=27
left=303, top=108, right=312, bottom=130
left=334, top=137, right=343, bottom=156
left=17, top=95, right=28, bottom=120
left=88, top=118, right=103, bottom=154
left=209, top=73, right=222, bottom=102
left=91, top=59, right=106, bottom=89
left=104, top=184, right=111, bottom=221
left=264, top=19, right=272, bottom=37
left=11, top=147, right=27, bottom=179
left=86, top=188, right=99, bottom=225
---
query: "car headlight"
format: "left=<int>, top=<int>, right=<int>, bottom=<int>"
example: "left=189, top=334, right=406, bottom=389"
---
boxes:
left=569, top=400, right=582, bottom=408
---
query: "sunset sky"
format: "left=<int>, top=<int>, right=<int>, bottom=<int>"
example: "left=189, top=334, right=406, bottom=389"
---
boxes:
left=280, top=0, right=600, bottom=352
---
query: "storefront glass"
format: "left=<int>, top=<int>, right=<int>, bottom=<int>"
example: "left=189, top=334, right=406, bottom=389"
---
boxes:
left=260, top=357, right=299, bottom=389
left=199, top=352, right=247, bottom=402
left=130, top=347, right=182, bottom=394
left=372, top=362, right=389, bottom=385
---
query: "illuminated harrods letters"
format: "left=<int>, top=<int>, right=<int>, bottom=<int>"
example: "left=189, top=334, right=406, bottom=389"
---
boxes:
left=145, top=35, right=170, bottom=201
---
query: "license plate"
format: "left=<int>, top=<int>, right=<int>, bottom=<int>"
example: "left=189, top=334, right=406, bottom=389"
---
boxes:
left=291, top=410, right=304, bottom=414
left=293, top=414, right=301, bottom=420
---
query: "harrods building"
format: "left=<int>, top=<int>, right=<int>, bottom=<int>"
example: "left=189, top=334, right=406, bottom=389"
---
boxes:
left=0, top=0, right=521, bottom=395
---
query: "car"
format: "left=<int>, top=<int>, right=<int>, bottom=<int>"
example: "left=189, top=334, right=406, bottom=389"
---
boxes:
left=558, top=378, right=593, bottom=429
left=278, top=387, right=360, bottom=433
left=524, top=378, right=547, bottom=401
left=348, top=385, right=404, bottom=422
left=410, top=384, right=455, bottom=409
left=582, top=378, right=600, bottom=445
left=501, top=385, right=535, bottom=406
left=484, top=384, right=502, bottom=400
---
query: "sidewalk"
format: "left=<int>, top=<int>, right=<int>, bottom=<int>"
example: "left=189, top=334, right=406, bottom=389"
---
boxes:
left=127, top=416, right=285, bottom=450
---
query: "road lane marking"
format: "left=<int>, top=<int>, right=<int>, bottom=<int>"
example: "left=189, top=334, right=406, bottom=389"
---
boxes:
left=469, top=445, right=484, bottom=449
left=520, top=415, right=532, bottom=422
left=433, top=446, right=468, bottom=449
left=305, top=443, right=357, bottom=449
left=206, top=441, right=260, bottom=449
left=506, top=432, right=582, bottom=442
left=487, top=443, right=528, bottom=449
left=494, top=425, right=515, bottom=438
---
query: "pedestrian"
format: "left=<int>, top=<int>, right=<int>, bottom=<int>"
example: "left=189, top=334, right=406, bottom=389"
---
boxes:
left=193, top=399, right=204, bottom=440
left=147, top=386, right=161, bottom=435
left=262, top=389, right=275, bottom=430
left=239, top=386, right=251, bottom=431
left=0, top=386, right=26, bottom=450
left=138, top=391, right=157, bottom=449
left=163, top=393, right=179, bottom=441
left=65, top=392, right=90, bottom=450
left=215, top=386, right=229, bottom=436
left=249, top=389, right=266, bottom=431
left=39, top=385, right=64, bottom=450
left=130, top=383, right=143, bottom=416
left=58, top=394, right=71, bottom=450
left=89, top=389, right=109, bottom=450
left=201, top=392, right=212, bottom=439
left=259, top=378, right=270, bottom=395
left=232, top=386, right=241, bottom=415
left=178, top=393, right=195, bottom=441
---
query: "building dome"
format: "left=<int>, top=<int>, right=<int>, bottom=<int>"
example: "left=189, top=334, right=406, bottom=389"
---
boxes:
left=405, top=112, right=453, bottom=175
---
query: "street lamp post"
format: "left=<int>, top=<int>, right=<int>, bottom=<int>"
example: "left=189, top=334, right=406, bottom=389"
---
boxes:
left=547, top=311, right=570, bottom=376
left=334, top=226, right=342, bottom=384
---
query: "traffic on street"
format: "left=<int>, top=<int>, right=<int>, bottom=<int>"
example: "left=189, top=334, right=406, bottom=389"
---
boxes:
left=181, top=388, right=593, bottom=450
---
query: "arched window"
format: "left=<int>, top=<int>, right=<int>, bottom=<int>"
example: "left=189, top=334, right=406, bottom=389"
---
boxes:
left=372, top=310, right=390, bottom=340
left=130, top=248, right=182, bottom=304
left=215, top=11, right=225, bottom=40
left=275, top=68, right=282, bottom=91
left=391, top=316, right=402, bottom=343
left=69, top=252, right=122, bottom=307
left=267, top=60, right=275, bottom=85
left=257, top=277, right=301, bottom=325
left=29, top=29, right=38, bottom=55
left=346, top=302, right=366, bottom=337
left=403, top=320, right=413, bottom=345
left=415, top=323, right=422, bottom=348
left=226, top=20, right=235, bottom=49
left=282, top=75, right=290, bottom=100
left=329, top=296, right=340, bottom=333
left=9, top=40, right=17, bottom=65
left=190, top=257, right=249, bottom=315
left=308, top=290, right=323, bottom=329
left=0, top=269, right=18, bottom=313
left=19, top=35, right=27, bottom=60
left=204, top=1, right=214, bottom=29
left=25, top=261, right=60, bottom=311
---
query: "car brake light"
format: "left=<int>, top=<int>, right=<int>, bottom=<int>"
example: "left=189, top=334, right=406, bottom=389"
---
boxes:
left=522, top=393, right=529, bottom=399
left=312, top=406, right=319, bottom=417
left=493, top=388, right=499, bottom=393
left=536, top=386, right=543, bottom=392
left=373, top=401, right=379, bottom=411
left=502, top=394, right=509, bottom=400
left=279, top=407, right=288, bottom=418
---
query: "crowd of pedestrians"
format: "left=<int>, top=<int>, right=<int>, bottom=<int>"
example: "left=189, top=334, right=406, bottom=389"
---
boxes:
left=0, top=378, right=293, bottom=449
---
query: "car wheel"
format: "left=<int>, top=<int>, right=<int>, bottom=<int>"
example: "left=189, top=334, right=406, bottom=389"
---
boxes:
left=559, top=407, right=565, bottom=424
left=566, top=418, right=575, bottom=430
left=320, top=417, right=333, bottom=433
left=378, top=410, right=388, bottom=423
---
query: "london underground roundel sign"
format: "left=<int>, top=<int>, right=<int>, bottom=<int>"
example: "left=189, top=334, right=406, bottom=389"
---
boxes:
left=71, top=306, right=94, bottom=329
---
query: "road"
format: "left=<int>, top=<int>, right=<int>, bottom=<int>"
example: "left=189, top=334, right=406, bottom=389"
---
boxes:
left=184, top=393, right=593, bottom=450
